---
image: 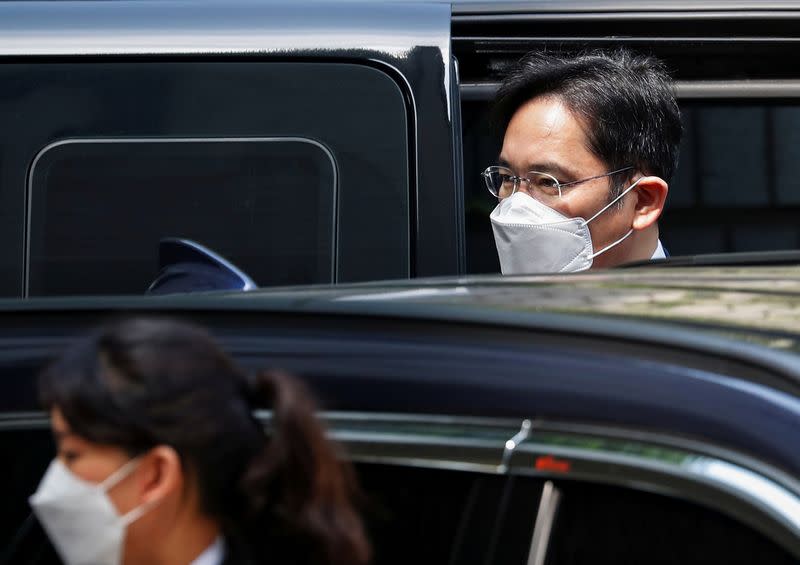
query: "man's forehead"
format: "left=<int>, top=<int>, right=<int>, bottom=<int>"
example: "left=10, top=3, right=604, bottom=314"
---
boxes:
left=500, top=96, right=595, bottom=172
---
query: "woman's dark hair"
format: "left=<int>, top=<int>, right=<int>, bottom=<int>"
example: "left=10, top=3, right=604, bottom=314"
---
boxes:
left=493, top=48, right=683, bottom=198
left=38, top=317, right=370, bottom=565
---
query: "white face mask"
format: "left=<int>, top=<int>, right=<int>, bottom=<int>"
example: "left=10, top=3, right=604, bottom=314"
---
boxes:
left=490, top=179, right=641, bottom=274
left=29, top=457, right=153, bottom=565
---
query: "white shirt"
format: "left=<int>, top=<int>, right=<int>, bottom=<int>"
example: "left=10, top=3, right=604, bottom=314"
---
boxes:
left=190, top=536, right=226, bottom=565
left=651, top=239, right=666, bottom=260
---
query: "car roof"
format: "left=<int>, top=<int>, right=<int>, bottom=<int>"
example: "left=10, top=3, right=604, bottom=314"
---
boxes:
left=3, top=266, right=800, bottom=479
left=4, top=265, right=800, bottom=349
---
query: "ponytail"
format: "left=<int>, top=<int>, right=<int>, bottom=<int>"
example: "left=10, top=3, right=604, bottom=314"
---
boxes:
left=37, top=318, right=370, bottom=565
left=239, top=371, right=370, bottom=565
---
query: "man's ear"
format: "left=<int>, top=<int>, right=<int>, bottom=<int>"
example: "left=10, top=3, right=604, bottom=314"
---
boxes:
left=631, top=176, right=668, bottom=230
left=136, top=445, right=183, bottom=505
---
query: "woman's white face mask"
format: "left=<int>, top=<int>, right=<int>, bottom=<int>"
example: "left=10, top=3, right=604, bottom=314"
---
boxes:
left=29, top=457, right=155, bottom=565
left=490, top=178, right=642, bottom=274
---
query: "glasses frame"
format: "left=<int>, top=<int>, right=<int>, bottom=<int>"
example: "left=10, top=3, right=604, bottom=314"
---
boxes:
left=482, top=165, right=635, bottom=199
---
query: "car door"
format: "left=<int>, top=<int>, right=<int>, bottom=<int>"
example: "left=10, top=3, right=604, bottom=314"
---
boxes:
left=0, top=0, right=462, bottom=298
left=2, top=298, right=800, bottom=563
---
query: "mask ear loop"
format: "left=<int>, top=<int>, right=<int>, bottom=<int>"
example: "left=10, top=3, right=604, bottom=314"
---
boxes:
left=584, top=177, right=643, bottom=225
left=99, top=457, right=142, bottom=492
left=120, top=497, right=160, bottom=526
left=590, top=229, right=633, bottom=259
left=98, top=457, right=161, bottom=526
left=584, top=177, right=642, bottom=259
left=585, top=177, right=644, bottom=259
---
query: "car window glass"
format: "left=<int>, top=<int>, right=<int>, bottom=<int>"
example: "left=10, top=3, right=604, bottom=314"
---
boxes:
left=27, top=139, right=335, bottom=296
left=2, top=61, right=408, bottom=297
left=541, top=479, right=797, bottom=565
left=462, top=99, right=800, bottom=272
left=356, top=463, right=508, bottom=565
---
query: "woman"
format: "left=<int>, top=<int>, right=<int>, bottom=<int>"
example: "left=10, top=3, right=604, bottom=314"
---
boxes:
left=28, top=317, right=370, bottom=565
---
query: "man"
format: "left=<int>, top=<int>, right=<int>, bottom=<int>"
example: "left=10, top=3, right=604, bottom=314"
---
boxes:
left=486, top=49, right=682, bottom=273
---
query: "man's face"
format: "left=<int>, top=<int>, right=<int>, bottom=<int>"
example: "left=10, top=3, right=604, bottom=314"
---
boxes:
left=498, top=95, right=638, bottom=269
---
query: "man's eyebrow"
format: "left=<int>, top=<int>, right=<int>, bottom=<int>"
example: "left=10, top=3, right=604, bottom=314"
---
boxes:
left=496, top=158, right=578, bottom=181
left=524, top=161, right=576, bottom=181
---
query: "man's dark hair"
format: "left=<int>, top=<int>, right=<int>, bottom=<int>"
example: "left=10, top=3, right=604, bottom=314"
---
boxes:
left=494, top=48, right=683, bottom=196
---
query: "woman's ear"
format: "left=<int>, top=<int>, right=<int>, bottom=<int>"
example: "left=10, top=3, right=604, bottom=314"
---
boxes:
left=136, top=445, right=183, bottom=506
left=631, top=176, right=668, bottom=230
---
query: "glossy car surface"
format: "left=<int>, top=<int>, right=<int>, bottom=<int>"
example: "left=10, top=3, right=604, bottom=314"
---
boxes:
left=2, top=267, right=800, bottom=563
left=0, top=0, right=462, bottom=296
left=2, top=1, right=800, bottom=563
left=4, top=0, right=800, bottom=292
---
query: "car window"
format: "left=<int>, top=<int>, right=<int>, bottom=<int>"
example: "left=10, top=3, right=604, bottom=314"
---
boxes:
left=533, top=479, right=797, bottom=565
left=0, top=61, right=409, bottom=297
left=356, top=463, right=517, bottom=565
left=27, top=138, right=336, bottom=296
left=461, top=99, right=800, bottom=272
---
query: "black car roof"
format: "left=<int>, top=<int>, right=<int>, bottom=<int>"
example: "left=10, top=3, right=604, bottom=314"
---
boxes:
left=9, top=266, right=797, bottom=339
left=3, top=267, right=800, bottom=479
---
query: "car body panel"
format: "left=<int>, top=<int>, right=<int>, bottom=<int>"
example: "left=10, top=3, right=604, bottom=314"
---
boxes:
left=0, top=0, right=463, bottom=295
left=0, top=267, right=799, bottom=475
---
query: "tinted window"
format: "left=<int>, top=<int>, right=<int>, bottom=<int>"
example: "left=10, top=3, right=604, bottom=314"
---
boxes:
left=541, top=480, right=796, bottom=565
left=461, top=99, right=800, bottom=272
left=356, top=463, right=518, bottom=565
left=0, top=61, right=408, bottom=297
left=28, top=138, right=335, bottom=295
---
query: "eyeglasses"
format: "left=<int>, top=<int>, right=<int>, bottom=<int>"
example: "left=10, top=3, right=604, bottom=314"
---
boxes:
left=482, top=165, right=634, bottom=200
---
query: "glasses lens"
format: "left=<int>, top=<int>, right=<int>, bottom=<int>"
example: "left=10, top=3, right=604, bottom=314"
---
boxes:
left=484, top=167, right=515, bottom=198
left=528, top=172, right=561, bottom=200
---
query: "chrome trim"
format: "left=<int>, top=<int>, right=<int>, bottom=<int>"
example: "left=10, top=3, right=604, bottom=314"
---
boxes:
left=7, top=408, right=799, bottom=555
left=345, top=454, right=501, bottom=475
left=24, top=136, right=339, bottom=297
left=320, top=412, right=800, bottom=556
left=510, top=442, right=800, bottom=556
left=514, top=419, right=800, bottom=496
left=499, top=418, right=532, bottom=473
left=527, top=481, right=560, bottom=565
left=321, top=410, right=520, bottom=428
left=461, top=80, right=800, bottom=100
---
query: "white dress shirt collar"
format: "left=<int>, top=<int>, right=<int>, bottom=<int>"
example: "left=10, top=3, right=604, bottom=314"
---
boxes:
left=190, top=536, right=226, bottom=565
left=651, top=239, right=666, bottom=260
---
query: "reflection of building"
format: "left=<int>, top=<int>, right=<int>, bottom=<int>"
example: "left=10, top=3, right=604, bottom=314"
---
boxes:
left=669, top=104, right=800, bottom=255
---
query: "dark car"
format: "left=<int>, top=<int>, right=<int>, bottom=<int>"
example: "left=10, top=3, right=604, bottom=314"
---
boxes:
left=2, top=2, right=800, bottom=563
left=2, top=267, right=800, bottom=564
